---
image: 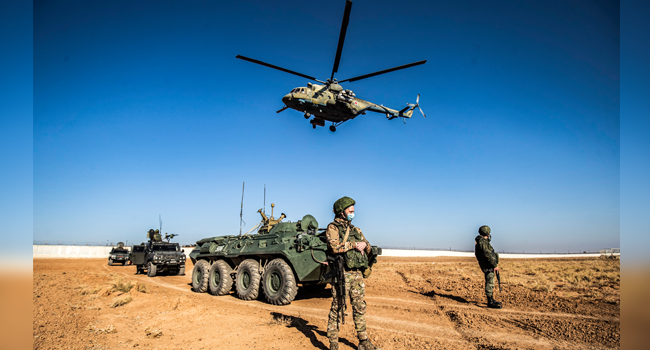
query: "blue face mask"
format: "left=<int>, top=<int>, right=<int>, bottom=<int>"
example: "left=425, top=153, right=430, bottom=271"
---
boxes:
left=347, top=213, right=355, bottom=221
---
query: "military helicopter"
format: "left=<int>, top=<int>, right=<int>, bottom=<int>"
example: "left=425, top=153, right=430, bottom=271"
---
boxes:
left=236, top=0, right=427, bottom=132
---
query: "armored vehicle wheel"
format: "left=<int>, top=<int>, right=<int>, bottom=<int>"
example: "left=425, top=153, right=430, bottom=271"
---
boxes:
left=178, top=266, right=185, bottom=276
left=191, top=260, right=210, bottom=293
left=262, top=258, right=298, bottom=305
left=235, top=259, right=261, bottom=301
left=121, top=262, right=126, bottom=266
left=147, top=261, right=157, bottom=277
left=108, top=258, right=113, bottom=266
left=209, top=260, right=233, bottom=296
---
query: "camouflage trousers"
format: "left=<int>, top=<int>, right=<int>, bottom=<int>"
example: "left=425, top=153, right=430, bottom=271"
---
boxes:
left=483, top=269, right=495, bottom=298
left=327, top=270, right=367, bottom=343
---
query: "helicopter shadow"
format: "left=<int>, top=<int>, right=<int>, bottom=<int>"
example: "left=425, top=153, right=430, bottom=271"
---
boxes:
left=416, top=290, right=474, bottom=305
left=270, top=312, right=356, bottom=350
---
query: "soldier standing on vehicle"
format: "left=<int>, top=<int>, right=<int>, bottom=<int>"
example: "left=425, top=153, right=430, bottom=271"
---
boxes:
left=325, top=196, right=380, bottom=350
left=475, top=225, right=503, bottom=309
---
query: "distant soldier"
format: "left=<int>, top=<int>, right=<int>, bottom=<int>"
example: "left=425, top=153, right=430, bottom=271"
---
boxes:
left=475, top=225, right=503, bottom=309
left=325, top=196, right=380, bottom=350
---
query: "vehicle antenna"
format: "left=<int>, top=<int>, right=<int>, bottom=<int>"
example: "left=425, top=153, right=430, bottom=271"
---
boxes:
left=159, top=215, right=162, bottom=234
left=239, top=182, right=245, bottom=235
left=264, top=184, right=266, bottom=214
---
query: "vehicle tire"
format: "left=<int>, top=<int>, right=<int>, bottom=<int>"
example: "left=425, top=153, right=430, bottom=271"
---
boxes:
left=121, top=261, right=126, bottom=266
left=208, top=260, right=233, bottom=296
left=178, top=265, right=185, bottom=276
left=147, top=261, right=157, bottom=277
left=191, top=260, right=210, bottom=293
left=262, top=258, right=298, bottom=305
left=235, top=259, right=261, bottom=301
left=108, top=259, right=112, bottom=266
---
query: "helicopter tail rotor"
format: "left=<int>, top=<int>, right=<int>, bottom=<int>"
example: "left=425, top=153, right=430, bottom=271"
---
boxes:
left=397, top=94, right=426, bottom=121
left=416, top=94, right=426, bottom=118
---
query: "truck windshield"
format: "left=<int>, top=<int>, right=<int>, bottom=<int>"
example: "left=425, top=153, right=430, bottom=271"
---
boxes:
left=152, top=245, right=178, bottom=251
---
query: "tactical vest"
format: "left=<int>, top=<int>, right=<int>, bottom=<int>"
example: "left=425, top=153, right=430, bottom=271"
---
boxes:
left=333, top=222, right=369, bottom=270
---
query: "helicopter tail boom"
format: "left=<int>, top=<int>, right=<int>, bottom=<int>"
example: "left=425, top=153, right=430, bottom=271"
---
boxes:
left=390, top=94, right=426, bottom=120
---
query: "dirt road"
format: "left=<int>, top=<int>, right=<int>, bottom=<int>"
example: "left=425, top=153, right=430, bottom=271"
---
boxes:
left=33, top=257, right=619, bottom=349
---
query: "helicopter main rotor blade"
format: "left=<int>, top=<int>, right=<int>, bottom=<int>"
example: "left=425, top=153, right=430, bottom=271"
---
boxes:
left=331, top=0, right=353, bottom=81
left=339, top=60, right=427, bottom=83
left=236, top=55, right=325, bottom=83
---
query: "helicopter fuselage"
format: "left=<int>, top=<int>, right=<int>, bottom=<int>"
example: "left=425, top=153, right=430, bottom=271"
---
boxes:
left=281, top=83, right=407, bottom=128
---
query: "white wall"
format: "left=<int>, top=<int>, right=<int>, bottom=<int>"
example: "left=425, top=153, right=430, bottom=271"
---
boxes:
left=32, top=245, right=610, bottom=259
left=381, top=249, right=605, bottom=259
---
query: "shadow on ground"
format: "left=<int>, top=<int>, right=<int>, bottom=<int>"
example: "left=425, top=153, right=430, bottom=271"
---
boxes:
left=419, top=289, right=474, bottom=305
left=270, top=312, right=356, bottom=350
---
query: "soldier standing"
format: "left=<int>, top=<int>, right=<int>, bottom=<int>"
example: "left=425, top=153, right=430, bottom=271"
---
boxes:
left=326, top=196, right=380, bottom=350
left=475, top=225, right=503, bottom=309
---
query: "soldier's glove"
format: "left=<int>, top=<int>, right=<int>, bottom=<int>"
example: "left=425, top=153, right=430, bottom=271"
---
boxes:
left=362, top=268, right=372, bottom=279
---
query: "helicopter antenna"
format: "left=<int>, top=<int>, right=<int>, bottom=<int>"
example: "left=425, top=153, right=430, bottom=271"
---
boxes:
left=264, top=184, right=266, bottom=214
left=239, top=182, right=245, bottom=235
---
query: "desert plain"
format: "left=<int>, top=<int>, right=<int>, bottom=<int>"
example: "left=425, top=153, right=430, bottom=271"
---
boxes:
left=31, top=256, right=620, bottom=349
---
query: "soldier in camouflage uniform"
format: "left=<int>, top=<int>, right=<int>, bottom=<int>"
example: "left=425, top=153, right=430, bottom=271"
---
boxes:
left=147, top=229, right=162, bottom=243
left=474, top=225, right=503, bottom=309
left=326, top=196, right=380, bottom=350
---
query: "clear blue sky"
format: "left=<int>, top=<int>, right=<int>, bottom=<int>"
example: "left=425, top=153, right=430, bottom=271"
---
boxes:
left=29, top=0, right=621, bottom=253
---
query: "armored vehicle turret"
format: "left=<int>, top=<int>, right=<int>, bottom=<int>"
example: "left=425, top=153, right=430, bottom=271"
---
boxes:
left=189, top=204, right=381, bottom=305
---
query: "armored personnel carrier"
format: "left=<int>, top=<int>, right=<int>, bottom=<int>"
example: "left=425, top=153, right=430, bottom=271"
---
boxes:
left=108, top=242, right=130, bottom=266
left=189, top=204, right=381, bottom=305
left=130, top=233, right=186, bottom=277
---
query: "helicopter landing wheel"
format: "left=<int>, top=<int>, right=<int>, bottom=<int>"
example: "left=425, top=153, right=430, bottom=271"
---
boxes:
left=304, top=112, right=311, bottom=119
left=329, top=125, right=337, bottom=132
left=312, top=124, right=316, bottom=129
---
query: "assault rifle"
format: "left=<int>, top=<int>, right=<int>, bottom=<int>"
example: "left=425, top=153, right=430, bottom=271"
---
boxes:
left=496, top=269, right=501, bottom=293
left=321, top=254, right=347, bottom=325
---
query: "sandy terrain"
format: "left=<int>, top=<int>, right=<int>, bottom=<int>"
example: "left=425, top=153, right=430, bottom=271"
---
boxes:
left=32, top=257, right=619, bottom=349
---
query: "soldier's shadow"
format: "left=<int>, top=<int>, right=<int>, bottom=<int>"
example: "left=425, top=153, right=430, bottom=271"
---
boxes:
left=270, top=312, right=356, bottom=350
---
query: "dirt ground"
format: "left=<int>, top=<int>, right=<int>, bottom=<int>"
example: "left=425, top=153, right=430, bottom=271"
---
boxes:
left=32, top=257, right=619, bottom=350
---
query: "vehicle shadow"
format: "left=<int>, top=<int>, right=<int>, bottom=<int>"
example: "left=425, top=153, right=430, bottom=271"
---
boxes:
left=270, top=312, right=356, bottom=350
left=294, top=285, right=332, bottom=301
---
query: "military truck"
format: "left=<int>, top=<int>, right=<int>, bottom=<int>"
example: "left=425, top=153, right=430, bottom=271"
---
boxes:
left=130, top=241, right=186, bottom=277
left=108, top=242, right=130, bottom=266
left=189, top=204, right=381, bottom=305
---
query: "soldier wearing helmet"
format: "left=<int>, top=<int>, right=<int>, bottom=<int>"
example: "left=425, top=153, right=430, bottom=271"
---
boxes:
left=325, top=196, right=380, bottom=350
left=475, top=225, right=503, bottom=309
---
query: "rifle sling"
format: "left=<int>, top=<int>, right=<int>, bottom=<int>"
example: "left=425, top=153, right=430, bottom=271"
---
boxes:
left=342, top=226, right=351, bottom=246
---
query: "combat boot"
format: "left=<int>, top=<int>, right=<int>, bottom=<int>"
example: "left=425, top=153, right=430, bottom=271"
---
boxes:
left=487, top=296, right=502, bottom=309
left=358, top=339, right=381, bottom=350
left=330, top=341, right=339, bottom=350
